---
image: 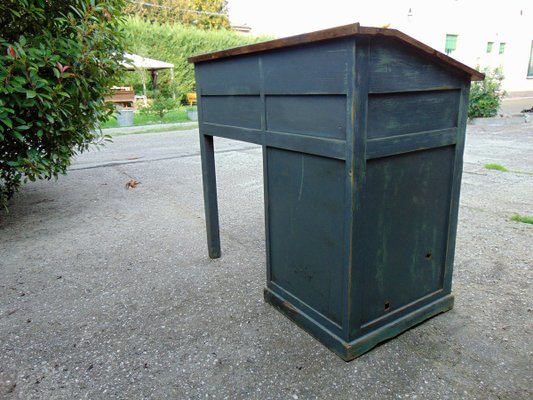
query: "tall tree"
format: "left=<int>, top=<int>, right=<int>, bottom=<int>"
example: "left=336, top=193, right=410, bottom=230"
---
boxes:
left=124, top=0, right=230, bottom=29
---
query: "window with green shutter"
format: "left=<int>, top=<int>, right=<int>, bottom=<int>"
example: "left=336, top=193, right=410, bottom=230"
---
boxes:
left=486, top=42, right=493, bottom=53
left=499, top=43, right=506, bottom=54
left=527, top=41, right=533, bottom=78
left=445, top=34, right=458, bottom=55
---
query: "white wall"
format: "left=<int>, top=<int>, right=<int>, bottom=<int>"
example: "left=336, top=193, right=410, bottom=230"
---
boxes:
left=358, top=0, right=533, bottom=94
left=228, top=0, right=533, bottom=94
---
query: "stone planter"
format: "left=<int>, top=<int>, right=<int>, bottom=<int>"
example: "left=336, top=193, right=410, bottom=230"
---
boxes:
left=187, top=110, right=198, bottom=121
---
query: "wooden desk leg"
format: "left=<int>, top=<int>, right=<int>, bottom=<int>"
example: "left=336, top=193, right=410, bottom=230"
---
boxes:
left=199, top=133, right=221, bottom=258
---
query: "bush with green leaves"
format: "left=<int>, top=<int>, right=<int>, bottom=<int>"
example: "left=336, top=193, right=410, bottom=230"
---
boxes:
left=468, top=67, right=505, bottom=119
left=140, top=96, right=179, bottom=122
left=0, top=0, right=126, bottom=210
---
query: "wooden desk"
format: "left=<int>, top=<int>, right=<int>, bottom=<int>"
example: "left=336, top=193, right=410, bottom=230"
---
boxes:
left=189, top=23, right=483, bottom=361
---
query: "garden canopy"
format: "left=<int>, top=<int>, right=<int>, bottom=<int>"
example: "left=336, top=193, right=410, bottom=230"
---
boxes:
left=121, top=53, right=174, bottom=94
left=122, top=53, right=174, bottom=71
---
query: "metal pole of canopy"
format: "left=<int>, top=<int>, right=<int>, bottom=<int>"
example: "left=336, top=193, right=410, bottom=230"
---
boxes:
left=151, top=70, right=158, bottom=92
left=140, top=68, right=147, bottom=106
left=170, top=68, right=175, bottom=100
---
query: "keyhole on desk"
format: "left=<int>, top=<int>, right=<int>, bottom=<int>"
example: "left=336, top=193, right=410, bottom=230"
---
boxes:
left=425, top=252, right=432, bottom=260
left=384, top=301, right=391, bottom=312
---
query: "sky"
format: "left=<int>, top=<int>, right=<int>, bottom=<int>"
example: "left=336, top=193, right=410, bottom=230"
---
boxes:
left=224, top=1, right=533, bottom=92
left=227, top=0, right=399, bottom=36
left=226, top=0, right=527, bottom=38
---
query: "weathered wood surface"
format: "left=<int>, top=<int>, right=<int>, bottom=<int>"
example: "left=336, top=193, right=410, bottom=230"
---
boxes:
left=202, top=95, right=262, bottom=129
left=366, top=90, right=460, bottom=138
left=267, top=149, right=346, bottom=330
left=189, top=23, right=484, bottom=82
left=368, top=38, right=467, bottom=93
left=193, top=28, right=477, bottom=360
left=355, top=146, right=455, bottom=327
left=266, top=95, right=346, bottom=139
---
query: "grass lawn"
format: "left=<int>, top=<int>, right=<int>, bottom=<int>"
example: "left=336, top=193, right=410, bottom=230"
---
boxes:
left=110, top=123, right=198, bottom=136
left=101, top=107, right=193, bottom=129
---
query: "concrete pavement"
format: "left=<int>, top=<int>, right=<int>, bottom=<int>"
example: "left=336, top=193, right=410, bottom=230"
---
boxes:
left=1, top=125, right=532, bottom=399
left=500, top=96, right=533, bottom=114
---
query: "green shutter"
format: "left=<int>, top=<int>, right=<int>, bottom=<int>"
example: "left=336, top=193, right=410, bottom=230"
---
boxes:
left=499, top=43, right=506, bottom=54
left=486, top=42, right=493, bottom=53
left=445, top=34, right=458, bottom=55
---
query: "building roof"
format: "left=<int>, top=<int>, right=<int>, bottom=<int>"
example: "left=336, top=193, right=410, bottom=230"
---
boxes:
left=188, top=23, right=484, bottom=81
left=122, top=53, right=174, bottom=71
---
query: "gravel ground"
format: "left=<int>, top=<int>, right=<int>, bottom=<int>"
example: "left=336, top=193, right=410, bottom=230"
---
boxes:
left=0, top=123, right=532, bottom=399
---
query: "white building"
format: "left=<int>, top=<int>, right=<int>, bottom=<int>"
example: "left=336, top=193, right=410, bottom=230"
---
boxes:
left=229, top=0, right=533, bottom=95
left=357, top=0, right=533, bottom=95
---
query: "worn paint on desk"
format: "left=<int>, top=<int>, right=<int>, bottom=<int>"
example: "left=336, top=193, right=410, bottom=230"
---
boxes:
left=190, top=24, right=481, bottom=361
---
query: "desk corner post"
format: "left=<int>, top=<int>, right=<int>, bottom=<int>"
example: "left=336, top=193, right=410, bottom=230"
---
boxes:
left=199, top=133, right=221, bottom=259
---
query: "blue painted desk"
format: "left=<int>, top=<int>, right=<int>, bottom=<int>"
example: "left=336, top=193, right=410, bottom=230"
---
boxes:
left=189, top=24, right=484, bottom=360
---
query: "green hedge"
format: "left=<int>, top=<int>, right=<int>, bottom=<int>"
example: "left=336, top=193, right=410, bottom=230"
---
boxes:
left=121, top=17, right=271, bottom=97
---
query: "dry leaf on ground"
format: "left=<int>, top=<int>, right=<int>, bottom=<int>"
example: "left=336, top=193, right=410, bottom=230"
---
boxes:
left=125, top=179, right=140, bottom=189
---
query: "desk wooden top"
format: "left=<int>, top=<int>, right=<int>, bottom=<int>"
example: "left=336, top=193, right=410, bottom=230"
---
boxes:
left=188, top=23, right=484, bottom=81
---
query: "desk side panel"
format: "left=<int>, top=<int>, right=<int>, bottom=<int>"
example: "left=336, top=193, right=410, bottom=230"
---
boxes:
left=262, top=40, right=349, bottom=94
left=368, top=36, right=466, bottom=93
left=262, top=40, right=352, bottom=336
left=202, top=95, right=262, bottom=129
left=267, top=148, right=346, bottom=328
left=266, top=95, right=346, bottom=140
left=195, top=55, right=260, bottom=95
left=195, top=40, right=353, bottom=337
left=350, top=36, right=470, bottom=339
left=196, top=55, right=263, bottom=144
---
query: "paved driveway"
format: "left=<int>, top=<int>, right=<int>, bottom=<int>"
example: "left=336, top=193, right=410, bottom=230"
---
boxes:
left=1, top=124, right=532, bottom=399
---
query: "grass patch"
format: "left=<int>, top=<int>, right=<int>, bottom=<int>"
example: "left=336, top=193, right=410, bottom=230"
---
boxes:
left=483, top=163, right=533, bottom=175
left=102, top=115, right=118, bottom=128
left=101, top=108, right=190, bottom=129
left=110, top=123, right=198, bottom=136
left=484, top=163, right=508, bottom=172
left=511, top=214, right=533, bottom=225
